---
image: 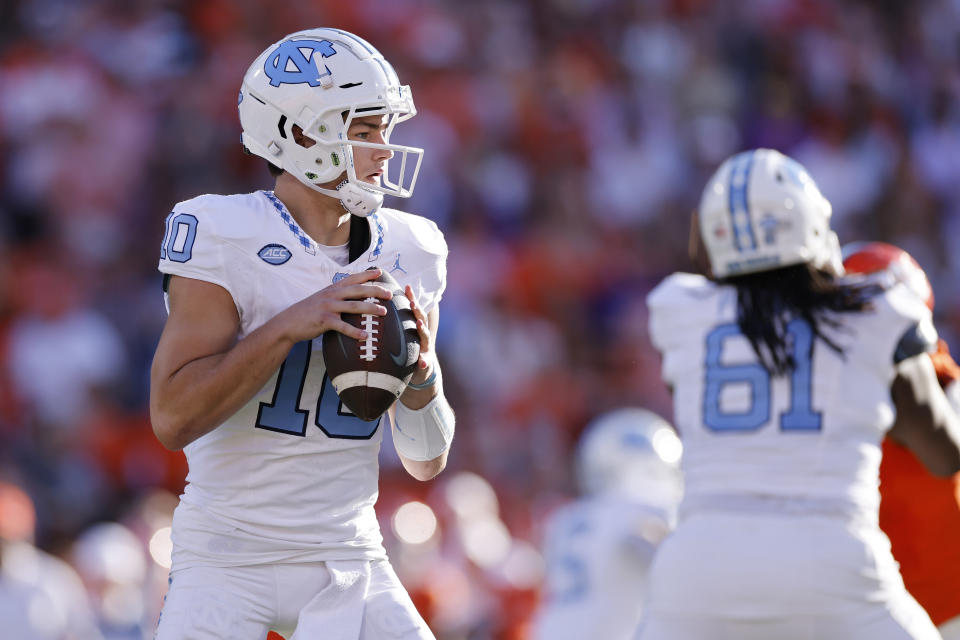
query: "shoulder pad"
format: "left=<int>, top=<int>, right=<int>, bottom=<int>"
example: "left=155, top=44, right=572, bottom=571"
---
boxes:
left=378, top=208, right=447, bottom=257
left=173, top=192, right=266, bottom=242
left=158, top=193, right=250, bottom=292
left=647, top=272, right=715, bottom=310
left=647, top=272, right=725, bottom=358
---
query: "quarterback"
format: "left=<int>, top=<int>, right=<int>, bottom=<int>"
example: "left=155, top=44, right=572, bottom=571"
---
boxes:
left=149, top=29, right=453, bottom=640
left=638, top=148, right=960, bottom=640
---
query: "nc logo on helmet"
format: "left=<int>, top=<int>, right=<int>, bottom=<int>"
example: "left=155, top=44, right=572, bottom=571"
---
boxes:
left=264, top=39, right=338, bottom=87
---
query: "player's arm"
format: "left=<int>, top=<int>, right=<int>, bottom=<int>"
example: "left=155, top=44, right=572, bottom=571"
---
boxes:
left=150, top=270, right=391, bottom=451
left=888, top=350, right=960, bottom=477
left=622, top=511, right=673, bottom=566
left=389, top=287, right=453, bottom=481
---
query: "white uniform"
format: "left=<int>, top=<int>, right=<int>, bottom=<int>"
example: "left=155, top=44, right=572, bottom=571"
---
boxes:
left=531, top=497, right=673, bottom=640
left=155, top=190, right=446, bottom=639
left=638, top=272, right=940, bottom=640
left=0, top=542, right=102, bottom=640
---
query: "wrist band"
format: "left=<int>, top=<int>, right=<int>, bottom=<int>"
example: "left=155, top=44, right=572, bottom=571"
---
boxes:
left=406, top=368, right=437, bottom=391
left=393, top=393, right=455, bottom=461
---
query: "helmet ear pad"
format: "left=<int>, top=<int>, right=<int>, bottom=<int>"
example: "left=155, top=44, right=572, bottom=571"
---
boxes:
left=274, top=112, right=351, bottom=188
left=284, top=120, right=383, bottom=217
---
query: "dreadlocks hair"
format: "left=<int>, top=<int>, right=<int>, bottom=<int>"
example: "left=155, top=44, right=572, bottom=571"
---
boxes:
left=723, top=263, right=883, bottom=376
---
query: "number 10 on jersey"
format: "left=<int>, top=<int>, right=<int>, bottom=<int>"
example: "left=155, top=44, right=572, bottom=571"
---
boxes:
left=256, top=340, right=380, bottom=439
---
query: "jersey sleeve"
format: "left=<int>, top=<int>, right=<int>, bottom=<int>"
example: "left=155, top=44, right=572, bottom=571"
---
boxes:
left=405, top=216, right=448, bottom=315
left=622, top=505, right=673, bottom=564
left=853, top=282, right=938, bottom=384
left=157, top=197, right=243, bottom=317
left=646, top=272, right=715, bottom=386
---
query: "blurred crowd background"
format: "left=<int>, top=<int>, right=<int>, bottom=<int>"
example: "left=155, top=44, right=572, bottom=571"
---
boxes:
left=1, top=0, right=959, bottom=638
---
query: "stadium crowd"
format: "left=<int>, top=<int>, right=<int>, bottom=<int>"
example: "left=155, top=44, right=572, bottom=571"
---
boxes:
left=0, top=0, right=959, bottom=637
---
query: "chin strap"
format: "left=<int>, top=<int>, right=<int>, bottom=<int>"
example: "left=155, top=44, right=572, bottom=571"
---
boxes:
left=336, top=180, right=383, bottom=217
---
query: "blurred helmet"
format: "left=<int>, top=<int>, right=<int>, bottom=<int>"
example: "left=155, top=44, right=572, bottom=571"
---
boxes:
left=698, top=148, right=841, bottom=279
left=575, top=408, right=683, bottom=507
left=72, top=522, right=146, bottom=586
left=842, top=241, right=934, bottom=311
left=239, top=28, right=423, bottom=217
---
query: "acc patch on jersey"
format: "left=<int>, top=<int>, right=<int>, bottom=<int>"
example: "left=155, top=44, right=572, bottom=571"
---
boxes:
left=258, top=244, right=292, bottom=265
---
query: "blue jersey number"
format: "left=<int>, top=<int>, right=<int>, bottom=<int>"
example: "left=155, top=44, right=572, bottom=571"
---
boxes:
left=703, top=319, right=822, bottom=432
left=256, top=341, right=380, bottom=439
left=160, top=213, right=198, bottom=263
left=545, top=517, right=591, bottom=604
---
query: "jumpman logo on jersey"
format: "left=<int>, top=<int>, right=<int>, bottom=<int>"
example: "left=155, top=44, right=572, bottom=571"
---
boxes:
left=389, top=253, right=407, bottom=275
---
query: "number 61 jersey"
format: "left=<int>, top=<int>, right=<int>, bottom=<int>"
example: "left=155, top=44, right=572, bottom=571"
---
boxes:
left=157, top=190, right=447, bottom=569
left=646, top=272, right=934, bottom=519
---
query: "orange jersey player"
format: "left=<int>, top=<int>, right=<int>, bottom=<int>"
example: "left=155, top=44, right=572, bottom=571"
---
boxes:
left=844, top=242, right=960, bottom=638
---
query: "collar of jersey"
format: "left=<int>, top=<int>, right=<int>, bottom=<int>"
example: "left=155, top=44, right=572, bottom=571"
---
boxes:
left=262, top=190, right=317, bottom=255
left=260, top=190, right=384, bottom=263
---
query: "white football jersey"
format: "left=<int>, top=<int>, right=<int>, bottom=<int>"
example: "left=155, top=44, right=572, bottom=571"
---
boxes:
left=531, top=497, right=673, bottom=640
left=157, top=190, right=447, bottom=568
left=646, top=272, right=934, bottom=519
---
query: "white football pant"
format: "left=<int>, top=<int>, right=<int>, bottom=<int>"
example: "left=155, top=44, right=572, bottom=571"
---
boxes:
left=636, top=511, right=940, bottom=640
left=154, top=559, right=434, bottom=640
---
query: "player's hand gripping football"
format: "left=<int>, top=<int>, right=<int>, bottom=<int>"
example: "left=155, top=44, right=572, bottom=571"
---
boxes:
left=403, top=284, right=435, bottom=389
left=280, top=268, right=393, bottom=343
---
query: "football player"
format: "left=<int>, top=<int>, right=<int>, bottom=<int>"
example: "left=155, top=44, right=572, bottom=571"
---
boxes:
left=638, top=148, right=960, bottom=640
left=530, top=408, right=682, bottom=640
left=150, top=29, right=453, bottom=640
left=844, top=241, right=960, bottom=640
left=0, top=481, right=103, bottom=640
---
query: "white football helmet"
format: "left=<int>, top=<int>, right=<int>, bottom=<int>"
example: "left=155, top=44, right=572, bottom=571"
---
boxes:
left=698, top=148, right=842, bottom=278
left=575, top=407, right=683, bottom=508
left=238, top=28, right=423, bottom=216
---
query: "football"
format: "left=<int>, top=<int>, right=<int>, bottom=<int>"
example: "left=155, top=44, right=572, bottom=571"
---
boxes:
left=322, top=270, right=420, bottom=421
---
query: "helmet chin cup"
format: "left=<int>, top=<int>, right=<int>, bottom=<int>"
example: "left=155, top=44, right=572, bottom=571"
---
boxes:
left=293, top=177, right=385, bottom=217
left=336, top=181, right=383, bottom=217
